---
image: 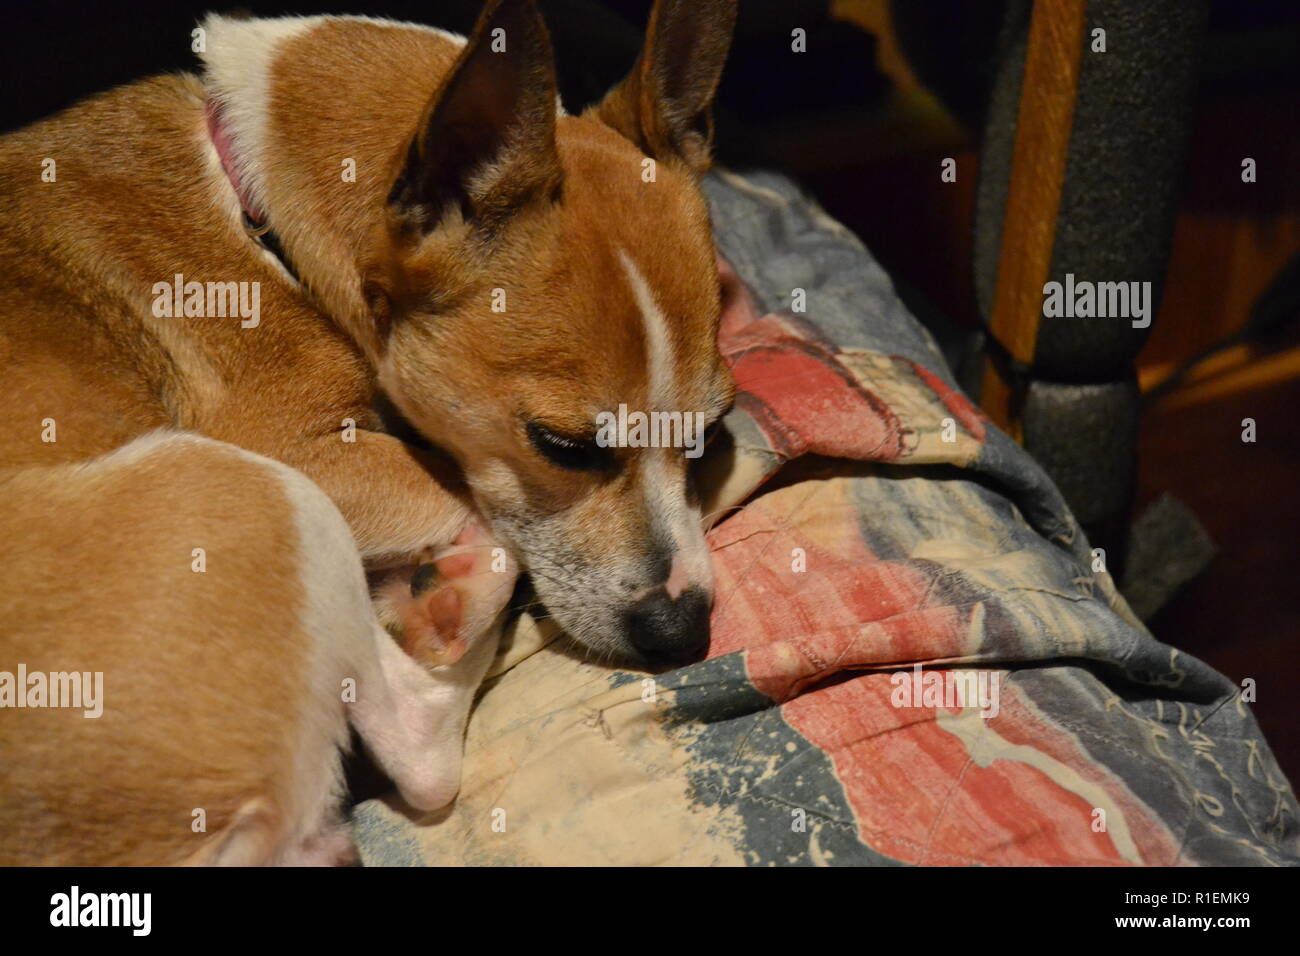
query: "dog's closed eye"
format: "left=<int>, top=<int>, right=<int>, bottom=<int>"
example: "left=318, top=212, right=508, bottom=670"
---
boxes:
left=526, top=421, right=615, bottom=472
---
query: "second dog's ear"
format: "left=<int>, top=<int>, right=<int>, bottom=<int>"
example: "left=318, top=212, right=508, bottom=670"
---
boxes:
left=389, top=0, right=562, bottom=235
left=591, top=0, right=736, bottom=174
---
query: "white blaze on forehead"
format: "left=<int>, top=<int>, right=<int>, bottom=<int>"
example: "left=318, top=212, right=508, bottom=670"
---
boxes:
left=617, top=248, right=675, bottom=410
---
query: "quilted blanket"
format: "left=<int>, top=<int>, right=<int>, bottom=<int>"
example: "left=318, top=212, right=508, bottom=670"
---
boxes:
left=353, top=169, right=1299, bottom=866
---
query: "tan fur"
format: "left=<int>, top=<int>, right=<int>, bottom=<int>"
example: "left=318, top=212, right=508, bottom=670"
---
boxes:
left=0, top=67, right=474, bottom=559
left=0, top=0, right=735, bottom=864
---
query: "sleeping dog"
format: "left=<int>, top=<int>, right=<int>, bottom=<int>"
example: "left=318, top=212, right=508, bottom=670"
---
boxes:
left=0, top=0, right=735, bottom=864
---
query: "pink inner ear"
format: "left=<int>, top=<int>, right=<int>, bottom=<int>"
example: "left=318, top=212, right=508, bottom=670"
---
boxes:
left=717, top=253, right=761, bottom=337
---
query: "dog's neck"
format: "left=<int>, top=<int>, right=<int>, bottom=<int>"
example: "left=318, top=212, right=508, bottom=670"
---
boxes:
left=199, top=15, right=460, bottom=366
left=205, top=99, right=266, bottom=226
left=205, top=97, right=307, bottom=290
left=199, top=16, right=320, bottom=234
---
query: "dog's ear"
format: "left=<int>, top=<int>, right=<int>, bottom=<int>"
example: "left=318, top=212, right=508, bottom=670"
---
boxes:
left=591, top=0, right=736, bottom=174
left=389, top=0, right=562, bottom=234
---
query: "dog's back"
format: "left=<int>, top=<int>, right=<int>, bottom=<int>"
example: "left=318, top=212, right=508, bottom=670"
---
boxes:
left=1, top=75, right=230, bottom=463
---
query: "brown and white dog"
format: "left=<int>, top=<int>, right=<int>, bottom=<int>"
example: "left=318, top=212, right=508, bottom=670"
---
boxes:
left=0, top=0, right=735, bottom=864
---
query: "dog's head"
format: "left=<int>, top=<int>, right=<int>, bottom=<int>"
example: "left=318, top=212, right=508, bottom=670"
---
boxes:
left=204, top=0, right=736, bottom=666
left=380, top=0, right=737, bottom=667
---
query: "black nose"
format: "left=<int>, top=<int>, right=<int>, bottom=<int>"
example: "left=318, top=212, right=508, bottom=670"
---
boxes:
left=626, top=586, right=711, bottom=666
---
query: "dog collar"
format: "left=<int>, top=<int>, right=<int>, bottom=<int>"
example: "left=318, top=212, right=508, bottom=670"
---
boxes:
left=204, top=97, right=300, bottom=283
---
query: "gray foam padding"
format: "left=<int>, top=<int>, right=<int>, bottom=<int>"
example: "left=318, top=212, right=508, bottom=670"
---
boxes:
left=1120, top=493, right=1217, bottom=622
left=975, top=0, right=1209, bottom=381
left=1020, top=378, right=1140, bottom=532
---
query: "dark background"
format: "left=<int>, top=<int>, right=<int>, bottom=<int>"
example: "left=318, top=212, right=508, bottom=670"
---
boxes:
left=1, top=0, right=885, bottom=146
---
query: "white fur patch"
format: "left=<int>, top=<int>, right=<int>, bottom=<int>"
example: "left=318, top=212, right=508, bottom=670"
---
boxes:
left=642, top=451, right=713, bottom=597
left=249, top=446, right=368, bottom=850
left=617, top=248, right=675, bottom=411
left=81, top=429, right=208, bottom=474
left=202, top=437, right=503, bottom=817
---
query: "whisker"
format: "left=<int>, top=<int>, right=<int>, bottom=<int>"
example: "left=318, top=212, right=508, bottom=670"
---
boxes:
left=701, top=503, right=748, bottom=532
